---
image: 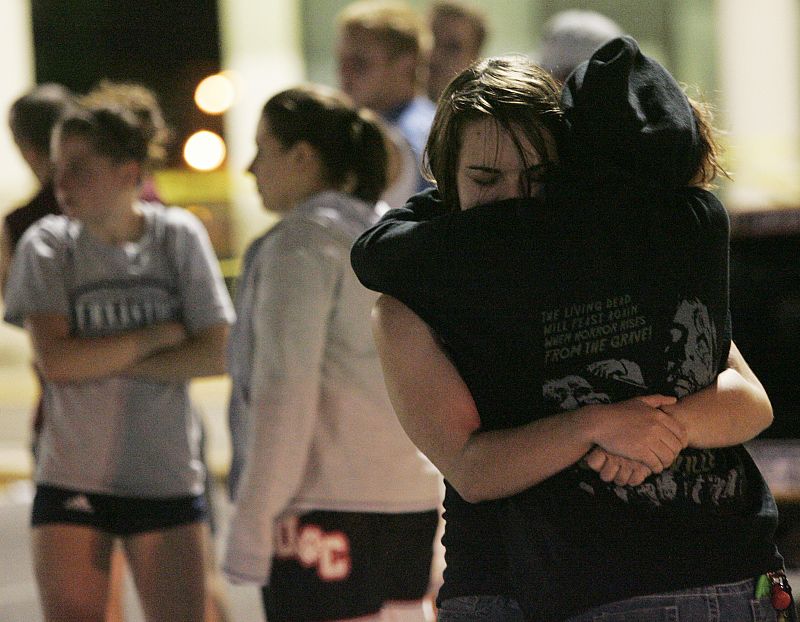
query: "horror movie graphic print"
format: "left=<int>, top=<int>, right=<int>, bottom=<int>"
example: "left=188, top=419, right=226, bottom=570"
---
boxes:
left=665, top=298, right=717, bottom=398
left=541, top=296, right=745, bottom=510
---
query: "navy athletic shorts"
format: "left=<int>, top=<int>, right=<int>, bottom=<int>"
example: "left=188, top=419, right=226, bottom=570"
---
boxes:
left=263, top=509, right=439, bottom=621
left=31, top=484, right=207, bottom=536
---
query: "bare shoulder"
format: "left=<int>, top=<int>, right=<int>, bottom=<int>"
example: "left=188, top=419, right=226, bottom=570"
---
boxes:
left=371, top=295, right=437, bottom=355
left=373, top=294, right=409, bottom=316
left=372, top=295, right=419, bottom=330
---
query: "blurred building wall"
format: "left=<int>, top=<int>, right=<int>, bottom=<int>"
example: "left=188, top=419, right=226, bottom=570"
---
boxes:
left=219, top=0, right=304, bottom=253
left=718, top=0, right=800, bottom=209
left=0, top=1, right=37, bottom=372
left=0, top=1, right=37, bottom=211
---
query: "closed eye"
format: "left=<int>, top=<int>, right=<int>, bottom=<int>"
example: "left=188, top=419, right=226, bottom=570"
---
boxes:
left=466, top=166, right=500, bottom=186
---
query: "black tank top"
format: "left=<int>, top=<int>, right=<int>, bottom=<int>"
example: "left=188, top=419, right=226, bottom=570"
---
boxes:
left=5, top=184, right=60, bottom=250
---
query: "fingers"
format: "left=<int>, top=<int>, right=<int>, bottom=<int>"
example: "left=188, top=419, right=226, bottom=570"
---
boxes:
left=642, top=427, right=684, bottom=472
left=597, top=454, right=653, bottom=486
left=612, top=459, right=634, bottom=485
left=637, top=395, right=689, bottom=449
left=635, top=403, right=689, bottom=467
left=625, top=431, right=680, bottom=474
left=625, top=462, right=651, bottom=486
left=585, top=447, right=608, bottom=472
left=590, top=396, right=687, bottom=471
left=637, top=448, right=667, bottom=474
left=641, top=412, right=687, bottom=473
left=585, top=446, right=653, bottom=486
left=599, top=456, right=621, bottom=483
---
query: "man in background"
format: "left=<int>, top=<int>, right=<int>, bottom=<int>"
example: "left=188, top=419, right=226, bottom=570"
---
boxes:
left=427, top=0, right=488, bottom=102
left=337, top=0, right=434, bottom=196
left=1, top=84, right=74, bottom=293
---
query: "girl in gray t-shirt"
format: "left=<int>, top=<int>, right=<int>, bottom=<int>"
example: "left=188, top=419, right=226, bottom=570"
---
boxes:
left=3, top=103, right=234, bottom=621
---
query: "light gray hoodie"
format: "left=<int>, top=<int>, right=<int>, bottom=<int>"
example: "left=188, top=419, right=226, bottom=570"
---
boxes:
left=224, top=191, right=441, bottom=585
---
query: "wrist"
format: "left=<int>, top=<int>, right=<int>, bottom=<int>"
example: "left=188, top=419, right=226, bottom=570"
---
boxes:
left=567, top=403, right=604, bottom=448
left=667, top=407, right=694, bottom=448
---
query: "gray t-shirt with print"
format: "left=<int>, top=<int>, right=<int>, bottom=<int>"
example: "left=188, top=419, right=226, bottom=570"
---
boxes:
left=4, top=203, right=234, bottom=497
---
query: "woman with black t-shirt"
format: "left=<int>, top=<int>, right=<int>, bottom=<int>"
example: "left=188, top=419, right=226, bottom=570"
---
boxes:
left=352, top=38, right=791, bottom=621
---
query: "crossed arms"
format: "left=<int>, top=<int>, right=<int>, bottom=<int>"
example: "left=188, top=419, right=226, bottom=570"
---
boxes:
left=25, top=313, right=228, bottom=383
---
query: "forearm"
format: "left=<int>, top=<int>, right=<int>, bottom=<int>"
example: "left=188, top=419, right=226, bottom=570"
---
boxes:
left=660, top=342, right=772, bottom=448
left=374, top=295, right=586, bottom=503
left=452, top=397, right=684, bottom=502
left=29, top=318, right=185, bottom=383
left=241, top=386, right=317, bottom=510
left=450, top=409, right=594, bottom=502
left=374, top=296, right=685, bottom=504
left=661, top=369, right=772, bottom=448
left=580, top=345, right=768, bottom=480
left=224, top=379, right=319, bottom=584
left=125, top=324, right=229, bottom=382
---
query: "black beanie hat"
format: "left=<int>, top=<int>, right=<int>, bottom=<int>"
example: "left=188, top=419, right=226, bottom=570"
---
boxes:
left=560, top=35, right=701, bottom=188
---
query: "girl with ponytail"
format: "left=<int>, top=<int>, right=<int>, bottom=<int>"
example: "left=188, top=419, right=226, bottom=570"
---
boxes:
left=223, top=84, right=441, bottom=622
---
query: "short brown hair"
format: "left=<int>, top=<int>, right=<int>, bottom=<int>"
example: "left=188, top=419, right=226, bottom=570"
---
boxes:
left=430, top=0, right=488, bottom=51
left=56, top=103, right=152, bottom=166
left=424, top=56, right=564, bottom=212
left=81, top=80, right=170, bottom=168
left=9, top=83, right=75, bottom=155
left=338, top=0, right=431, bottom=59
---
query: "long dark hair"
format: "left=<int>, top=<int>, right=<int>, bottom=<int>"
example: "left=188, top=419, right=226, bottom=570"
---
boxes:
left=264, top=85, right=389, bottom=203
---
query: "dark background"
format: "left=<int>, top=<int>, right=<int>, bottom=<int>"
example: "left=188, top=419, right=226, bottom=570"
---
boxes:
left=31, top=0, right=223, bottom=167
left=729, top=213, right=800, bottom=440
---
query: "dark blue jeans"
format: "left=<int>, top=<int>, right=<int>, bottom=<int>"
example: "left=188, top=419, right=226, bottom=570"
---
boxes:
left=565, top=578, right=793, bottom=622
left=438, top=578, right=796, bottom=621
left=437, top=595, right=525, bottom=621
